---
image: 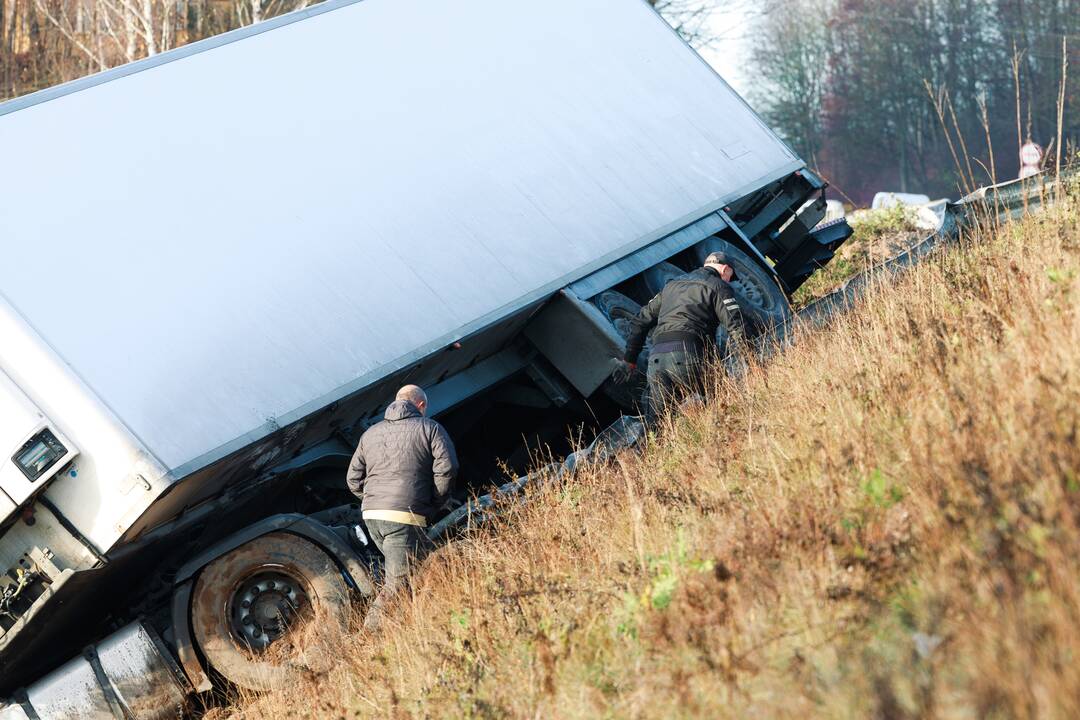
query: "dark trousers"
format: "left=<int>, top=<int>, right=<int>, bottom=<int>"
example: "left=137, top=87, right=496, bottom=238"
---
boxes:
left=643, top=348, right=705, bottom=423
left=363, top=518, right=433, bottom=631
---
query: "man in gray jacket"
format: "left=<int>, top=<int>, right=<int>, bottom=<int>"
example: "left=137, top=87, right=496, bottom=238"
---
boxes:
left=346, top=384, right=458, bottom=630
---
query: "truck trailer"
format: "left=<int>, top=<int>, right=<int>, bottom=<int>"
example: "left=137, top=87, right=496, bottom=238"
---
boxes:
left=0, top=0, right=849, bottom=715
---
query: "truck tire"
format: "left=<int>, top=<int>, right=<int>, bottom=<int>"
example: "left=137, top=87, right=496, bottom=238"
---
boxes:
left=693, top=237, right=792, bottom=338
left=592, top=290, right=648, bottom=410
left=190, top=532, right=349, bottom=691
left=640, top=261, right=685, bottom=297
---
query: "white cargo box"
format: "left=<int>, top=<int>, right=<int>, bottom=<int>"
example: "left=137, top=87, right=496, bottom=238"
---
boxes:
left=0, top=0, right=800, bottom=480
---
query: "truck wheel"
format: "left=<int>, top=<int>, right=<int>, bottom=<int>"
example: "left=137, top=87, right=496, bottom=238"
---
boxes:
left=190, top=532, right=349, bottom=691
left=592, top=290, right=648, bottom=410
left=693, top=237, right=792, bottom=338
left=640, top=261, right=684, bottom=297
left=593, top=289, right=643, bottom=342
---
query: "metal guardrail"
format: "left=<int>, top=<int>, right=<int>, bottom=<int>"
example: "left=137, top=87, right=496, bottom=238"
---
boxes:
left=798, top=167, right=1076, bottom=329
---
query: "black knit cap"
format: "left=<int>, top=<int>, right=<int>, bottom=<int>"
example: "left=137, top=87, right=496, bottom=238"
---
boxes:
left=704, top=251, right=739, bottom=281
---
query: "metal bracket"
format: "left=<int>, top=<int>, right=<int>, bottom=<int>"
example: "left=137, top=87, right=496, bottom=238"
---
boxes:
left=260, top=438, right=354, bottom=479
left=169, top=581, right=212, bottom=694
left=12, top=690, right=40, bottom=720
left=36, top=497, right=107, bottom=566
left=525, top=358, right=572, bottom=407
left=27, top=548, right=61, bottom=583
left=717, top=209, right=781, bottom=281
left=140, top=620, right=195, bottom=697
left=82, top=646, right=127, bottom=720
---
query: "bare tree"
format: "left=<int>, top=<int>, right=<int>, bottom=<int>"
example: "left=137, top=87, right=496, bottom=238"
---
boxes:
left=16, top=0, right=315, bottom=91
left=234, top=0, right=310, bottom=28
left=33, top=0, right=176, bottom=68
left=649, top=0, right=720, bottom=48
left=32, top=0, right=107, bottom=69
left=652, top=0, right=791, bottom=50
left=748, top=0, right=832, bottom=168
left=746, top=0, right=1076, bottom=200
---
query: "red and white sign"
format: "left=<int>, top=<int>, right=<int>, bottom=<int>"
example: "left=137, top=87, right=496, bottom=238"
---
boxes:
left=1020, top=142, right=1043, bottom=169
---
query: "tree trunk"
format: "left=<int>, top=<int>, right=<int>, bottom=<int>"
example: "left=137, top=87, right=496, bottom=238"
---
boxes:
left=142, top=0, right=155, bottom=55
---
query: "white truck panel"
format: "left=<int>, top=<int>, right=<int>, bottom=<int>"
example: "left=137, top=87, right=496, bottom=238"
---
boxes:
left=0, top=299, right=170, bottom=553
left=0, top=495, right=14, bottom=525
left=0, top=704, right=29, bottom=720
left=0, top=371, right=50, bottom=510
left=0, top=0, right=798, bottom=476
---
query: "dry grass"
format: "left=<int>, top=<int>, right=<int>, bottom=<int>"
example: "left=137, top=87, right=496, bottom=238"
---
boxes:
left=224, top=192, right=1080, bottom=719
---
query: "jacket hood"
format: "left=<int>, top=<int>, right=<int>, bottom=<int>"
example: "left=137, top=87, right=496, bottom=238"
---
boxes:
left=384, top=399, right=422, bottom=421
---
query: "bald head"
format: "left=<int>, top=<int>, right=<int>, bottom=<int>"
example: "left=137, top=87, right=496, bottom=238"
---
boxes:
left=395, top=384, right=429, bottom=415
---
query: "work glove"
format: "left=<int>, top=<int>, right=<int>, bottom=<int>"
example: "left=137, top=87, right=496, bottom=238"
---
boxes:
left=610, top=358, right=637, bottom=384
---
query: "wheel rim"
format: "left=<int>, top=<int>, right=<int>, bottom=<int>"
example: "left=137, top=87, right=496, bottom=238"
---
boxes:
left=731, top=271, right=775, bottom=313
left=228, top=568, right=312, bottom=652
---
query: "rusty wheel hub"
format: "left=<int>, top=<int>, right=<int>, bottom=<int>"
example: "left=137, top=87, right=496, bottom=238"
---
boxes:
left=229, top=570, right=310, bottom=651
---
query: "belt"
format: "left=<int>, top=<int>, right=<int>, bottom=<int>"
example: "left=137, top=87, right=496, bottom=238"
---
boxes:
left=362, top=509, right=428, bottom=527
left=651, top=340, right=703, bottom=355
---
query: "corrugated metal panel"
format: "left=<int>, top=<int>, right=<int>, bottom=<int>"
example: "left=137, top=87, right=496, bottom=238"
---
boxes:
left=0, top=0, right=800, bottom=472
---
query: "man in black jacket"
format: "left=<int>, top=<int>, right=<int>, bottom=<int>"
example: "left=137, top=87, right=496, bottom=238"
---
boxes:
left=347, top=384, right=458, bottom=630
left=612, top=252, right=748, bottom=421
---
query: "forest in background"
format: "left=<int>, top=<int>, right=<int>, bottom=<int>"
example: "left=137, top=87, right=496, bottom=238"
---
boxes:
left=1, top=0, right=1075, bottom=203
left=0, top=0, right=312, bottom=97
left=746, top=0, right=1077, bottom=201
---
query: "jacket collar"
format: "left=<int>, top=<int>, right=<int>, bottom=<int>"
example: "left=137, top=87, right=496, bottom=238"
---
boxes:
left=384, top=400, right=422, bottom=421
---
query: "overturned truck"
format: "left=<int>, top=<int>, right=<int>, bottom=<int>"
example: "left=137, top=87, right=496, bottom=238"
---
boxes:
left=0, top=0, right=849, bottom=715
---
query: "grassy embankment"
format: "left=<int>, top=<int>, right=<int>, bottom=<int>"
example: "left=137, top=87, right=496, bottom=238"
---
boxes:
left=226, top=186, right=1080, bottom=719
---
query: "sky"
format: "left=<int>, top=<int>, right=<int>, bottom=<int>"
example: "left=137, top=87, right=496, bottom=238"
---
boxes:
left=696, top=5, right=754, bottom=98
